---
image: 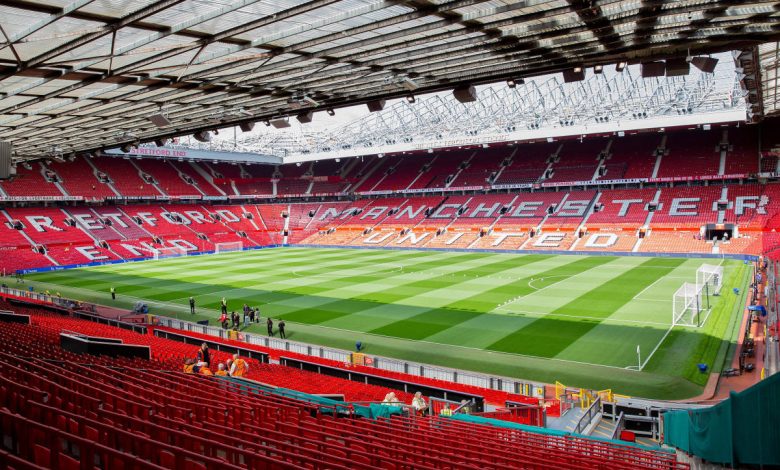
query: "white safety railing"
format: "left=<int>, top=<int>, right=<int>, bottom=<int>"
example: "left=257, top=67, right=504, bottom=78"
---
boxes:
left=155, top=314, right=547, bottom=399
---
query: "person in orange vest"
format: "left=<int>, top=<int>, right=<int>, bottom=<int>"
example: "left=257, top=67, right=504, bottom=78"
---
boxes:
left=183, top=358, right=212, bottom=375
left=229, top=353, right=249, bottom=377
left=215, top=363, right=229, bottom=376
left=196, top=343, right=210, bottom=367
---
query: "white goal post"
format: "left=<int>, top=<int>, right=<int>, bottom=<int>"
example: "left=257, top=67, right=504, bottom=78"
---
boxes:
left=215, top=241, right=243, bottom=254
left=151, top=246, right=188, bottom=260
left=673, top=283, right=705, bottom=328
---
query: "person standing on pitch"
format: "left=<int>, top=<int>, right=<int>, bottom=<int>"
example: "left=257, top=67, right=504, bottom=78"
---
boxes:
left=110, top=287, right=116, bottom=300
left=278, top=319, right=286, bottom=339
left=220, top=297, right=227, bottom=315
left=266, top=317, right=274, bottom=337
left=189, top=296, right=195, bottom=314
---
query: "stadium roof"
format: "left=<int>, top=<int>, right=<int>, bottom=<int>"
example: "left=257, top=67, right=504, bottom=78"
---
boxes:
left=175, top=54, right=745, bottom=162
left=0, top=0, right=779, bottom=161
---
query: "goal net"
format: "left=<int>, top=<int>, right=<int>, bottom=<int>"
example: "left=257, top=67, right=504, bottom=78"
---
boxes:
left=151, top=246, right=187, bottom=260
left=215, top=241, right=243, bottom=254
left=697, top=264, right=723, bottom=299
left=673, top=283, right=705, bottom=327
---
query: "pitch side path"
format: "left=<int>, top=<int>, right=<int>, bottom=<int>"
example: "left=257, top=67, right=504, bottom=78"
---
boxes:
left=25, top=247, right=751, bottom=399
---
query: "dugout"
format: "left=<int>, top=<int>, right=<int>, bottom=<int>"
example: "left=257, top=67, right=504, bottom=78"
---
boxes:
left=280, top=356, right=485, bottom=412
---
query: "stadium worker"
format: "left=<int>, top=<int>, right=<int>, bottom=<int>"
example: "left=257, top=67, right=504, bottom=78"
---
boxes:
left=220, top=297, right=228, bottom=315
left=382, top=392, right=401, bottom=406
left=440, top=403, right=453, bottom=417
left=458, top=399, right=471, bottom=414
left=230, top=354, right=249, bottom=377
left=267, top=317, right=274, bottom=336
left=189, top=296, right=195, bottom=314
left=183, top=358, right=213, bottom=375
left=248, top=308, right=255, bottom=323
left=278, top=319, right=286, bottom=339
left=196, top=342, right=211, bottom=367
left=411, top=392, right=428, bottom=416
left=110, top=287, right=116, bottom=300
left=215, top=363, right=228, bottom=376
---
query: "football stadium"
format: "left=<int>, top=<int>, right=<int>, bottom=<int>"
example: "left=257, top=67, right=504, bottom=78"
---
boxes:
left=0, top=1, right=778, bottom=469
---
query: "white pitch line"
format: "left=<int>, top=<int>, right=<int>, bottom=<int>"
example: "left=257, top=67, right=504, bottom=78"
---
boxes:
left=35, top=277, right=635, bottom=371
left=527, top=275, right=570, bottom=291
left=637, top=259, right=727, bottom=370
left=491, top=308, right=671, bottom=327
left=632, top=276, right=674, bottom=301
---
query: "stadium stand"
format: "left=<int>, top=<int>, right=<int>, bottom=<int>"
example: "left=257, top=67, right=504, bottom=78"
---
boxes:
left=0, top=126, right=779, bottom=271
left=544, top=141, right=605, bottom=183
left=724, top=127, right=760, bottom=175
left=46, top=156, right=116, bottom=200
left=451, top=148, right=509, bottom=187
left=0, top=162, right=65, bottom=197
left=655, top=131, right=722, bottom=178
left=5, top=207, right=94, bottom=246
left=90, top=157, right=161, bottom=198
left=417, top=151, right=473, bottom=189
left=0, top=300, right=690, bottom=469
left=134, top=159, right=201, bottom=197
left=169, top=161, right=224, bottom=196
left=600, top=134, right=661, bottom=180
left=493, top=142, right=555, bottom=185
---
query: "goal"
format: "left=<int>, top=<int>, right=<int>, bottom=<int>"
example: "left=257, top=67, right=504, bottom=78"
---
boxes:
left=697, top=264, right=723, bottom=301
left=673, top=282, right=705, bottom=327
left=151, top=246, right=187, bottom=260
left=215, top=241, right=243, bottom=254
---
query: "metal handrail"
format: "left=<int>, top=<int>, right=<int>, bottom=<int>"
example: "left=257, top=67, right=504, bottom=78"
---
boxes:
left=611, top=411, right=626, bottom=441
left=574, top=396, right=601, bottom=435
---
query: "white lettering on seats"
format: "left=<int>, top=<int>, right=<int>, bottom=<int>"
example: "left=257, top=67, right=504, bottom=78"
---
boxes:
left=533, top=233, right=565, bottom=247
left=75, top=246, right=108, bottom=261
left=583, top=233, right=618, bottom=248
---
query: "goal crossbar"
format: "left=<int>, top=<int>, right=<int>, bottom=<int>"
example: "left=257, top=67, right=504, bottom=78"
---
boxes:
left=149, top=246, right=187, bottom=260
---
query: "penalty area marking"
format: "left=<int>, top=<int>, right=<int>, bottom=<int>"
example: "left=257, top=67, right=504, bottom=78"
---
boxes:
left=527, top=275, right=571, bottom=291
left=491, top=307, right=671, bottom=327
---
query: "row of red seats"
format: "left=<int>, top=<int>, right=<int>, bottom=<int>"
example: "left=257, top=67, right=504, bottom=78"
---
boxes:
left=0, top=307, right=688, bottom=469
left=0, top=181, right=774, bottom=271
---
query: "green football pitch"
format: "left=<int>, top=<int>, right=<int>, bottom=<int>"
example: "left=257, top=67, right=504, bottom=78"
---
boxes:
left=24, top=247, right=751, bottom=399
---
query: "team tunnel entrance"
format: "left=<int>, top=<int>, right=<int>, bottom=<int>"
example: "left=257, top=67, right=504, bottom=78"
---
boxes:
left=703, top=223, right=736, bottom=241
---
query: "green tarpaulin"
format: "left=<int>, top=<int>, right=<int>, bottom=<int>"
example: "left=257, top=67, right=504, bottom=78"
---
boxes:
left=663, top=372, right=780, bottom=466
